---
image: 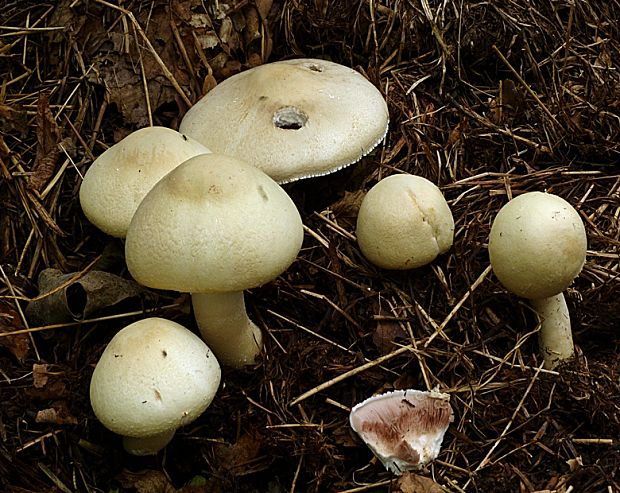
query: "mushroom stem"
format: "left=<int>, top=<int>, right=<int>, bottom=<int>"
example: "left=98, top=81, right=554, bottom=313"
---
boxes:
left=530, top=293, right=574, bottom=369
left=122, top=429, right=176, bottom=456
left=191, top=292, right=263, bottom=368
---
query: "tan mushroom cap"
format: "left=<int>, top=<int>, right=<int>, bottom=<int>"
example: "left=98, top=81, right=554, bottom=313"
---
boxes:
left=179, top=58, right=389, bottom=184
left=489, top=191, right=587, bottom=299
left=89, top=317, right=221, bottom=440
left=79, top=126, right=211, bottom=237
left=356, top=174, right=454, bottom=270
left=125, top=153, right=304, bottom=293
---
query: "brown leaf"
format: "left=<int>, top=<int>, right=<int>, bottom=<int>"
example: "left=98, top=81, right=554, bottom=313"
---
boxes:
left=117, top=470, right=177, bottom=493
left=0, top=300, right=30, bottom=362
left=29, top=93, right=62, bottom=192
left=212, top=433, right=265, bottom=476
left=396, top=472, right=445, bottom=493
left=32, top=363, right=49, bottom=388
left=25, top=269, right=147, bottom=326
left=35, top=401, right=78, bottom=425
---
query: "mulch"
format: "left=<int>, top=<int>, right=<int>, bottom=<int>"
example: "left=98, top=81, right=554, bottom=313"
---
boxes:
left=0, top=1, right=619, bottom=492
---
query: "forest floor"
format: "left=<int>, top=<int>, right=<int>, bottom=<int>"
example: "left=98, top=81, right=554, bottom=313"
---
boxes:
left=0, top=1, right=619, bottom=492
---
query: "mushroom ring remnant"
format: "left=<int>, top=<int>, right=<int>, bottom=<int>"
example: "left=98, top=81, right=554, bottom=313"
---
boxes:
left=89, top=317, right=221, bottom=455
left=488, top=191, right=587, bottom=369
left=79, top=126, right=211, bottom=238
left=349, top=389, right=454, bottom=474
left=125, top=153, right=304, bottom=368
left=179, top=58, right=389, bottom=184
left=356, top=174, right=455, bottom=270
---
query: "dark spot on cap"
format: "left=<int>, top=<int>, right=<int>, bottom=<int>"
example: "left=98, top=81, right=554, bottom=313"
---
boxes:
left=273, top=106, right=308, bottom=130
left=162, top=350, right=167, bottom=358
left=257, top=185, right=269, bottom=201
left=182, top=134, right=188, bottom=141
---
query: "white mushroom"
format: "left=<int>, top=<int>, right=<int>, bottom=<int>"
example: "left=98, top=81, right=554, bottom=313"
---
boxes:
left=89, top=317, right=221, bottom=455
left=355, top=174, right=455, bottom=269
left=179, top=58, right=389, bottom=184
left=349, top=389, right=453, bottom=475
left=79, top=126, right=211, bottom=237
left=124, top=153, right=304, bottom=368
left=488, top=191, right=587, bottom=369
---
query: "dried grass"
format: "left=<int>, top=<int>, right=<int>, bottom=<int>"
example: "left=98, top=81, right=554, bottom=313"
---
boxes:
left=0, top=1, right=619, bottom=492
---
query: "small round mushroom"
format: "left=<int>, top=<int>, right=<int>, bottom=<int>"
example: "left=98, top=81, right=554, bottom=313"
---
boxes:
left=124, top=153, right=304, bottom=368
left=488, top=191, right=587, bottom=369
left=89, top=317, right=221, bottom=455
left=179, top=58, right=389, bottom=184
left=355, top=174, right=455, bottom=269
left=79, top=126, right=211, bottom=237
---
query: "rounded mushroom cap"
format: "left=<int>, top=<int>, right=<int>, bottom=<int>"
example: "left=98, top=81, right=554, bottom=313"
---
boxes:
left=489, top=191, right=587, bottom=299
left=179, top=58, right=389, bottom=184
left=125, top=153, right=304, bottom=293
left=79, top=126, right=211, bottom=237
left=356, top=174, right=454, bottom=270
left=89, top=317, right=221, bottom=438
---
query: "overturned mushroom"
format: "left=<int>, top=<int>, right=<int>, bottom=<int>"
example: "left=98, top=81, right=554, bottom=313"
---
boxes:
left=179, top=58, right=389, bottom=184
left=349, top=389, right=454, bottom=475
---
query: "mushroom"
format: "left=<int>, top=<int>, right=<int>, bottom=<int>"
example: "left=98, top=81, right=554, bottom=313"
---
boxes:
left=79, top=126, right=211, bottom=237
left=178, top=58, right=389, bottom=184
left=488, top=191, right=587, bottom=369
left=355, top=174, right=454, bottom=269
left=124, top=153, right=304, bottom=368
left=349, top=389, right=454, bottom=474
left=89, top=317, right=221, bottom=455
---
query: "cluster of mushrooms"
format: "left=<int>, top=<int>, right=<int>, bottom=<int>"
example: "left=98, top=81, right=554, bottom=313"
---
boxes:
left=80, top=58, right=588, bottom=471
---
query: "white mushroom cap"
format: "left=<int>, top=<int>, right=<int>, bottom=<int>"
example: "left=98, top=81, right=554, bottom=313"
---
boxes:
left=79, top=126, right=211, bottom=237
left=89, top=317, right=221, bottom=449
left=488, top=191, right=587, bottom=299
left=355, top=174, right=455, bottom=270
left=179, top=58, right=389, bottom=184
left=125, top=153, right=304, bottom=293
left=349, top=389, right=453, bottom=475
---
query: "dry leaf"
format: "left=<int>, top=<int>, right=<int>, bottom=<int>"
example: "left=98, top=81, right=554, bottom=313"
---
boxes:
left=32, top=363, right=49, bottom=388
left=212, top=433, right=265, bottom=476
left=25, top=268, right=146, bottom=326
left=0, top=300, right=30, bottom=362
left=35, top=401, right=78, bottom=425
left=29, top=93, right=62, bottom=192
left=117, top=470, right=177, bottom=493
left=397, top=472, right=445, bottom=493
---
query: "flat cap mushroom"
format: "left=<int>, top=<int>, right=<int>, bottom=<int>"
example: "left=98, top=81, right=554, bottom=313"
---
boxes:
left=79, top=126, right=211, bottom=237
left=125, top=153, right=304, bottom=368
left=356, top=174, right=454, bottom=269
left=179, top=58, right=389, bottom=184
left=89, top=317, right=221, bottom=455
left=349, top=389, right=453, bottom=474
left=489, top=191, right=587, bottom=369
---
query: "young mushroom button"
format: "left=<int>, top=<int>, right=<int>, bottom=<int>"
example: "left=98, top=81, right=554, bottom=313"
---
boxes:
left=488, top=191, right=587, bottom=369
left=79, top=126, right=211, bottom=238
left=124, top=153, right=304, bottom=368
left=356, top=174, right=455, bottom=270
left=179, top=58, right=389, bottom=184
left=89, top=317, right=221, bottom=455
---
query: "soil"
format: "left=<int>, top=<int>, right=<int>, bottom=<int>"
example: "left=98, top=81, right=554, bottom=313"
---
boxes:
left=0, top=1, right=619, bottom=492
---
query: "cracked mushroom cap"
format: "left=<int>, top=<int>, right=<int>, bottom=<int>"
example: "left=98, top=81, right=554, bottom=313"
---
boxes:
left=349, top=389, right=454, bottom=475
left=79, top=126, right=211, bottom=237
left=489, top=191, right=587, bottom=299
left=178, top=58, right=389, bottom=184
left=125, top=153, right=304, bottom=293
left=355, top=174, right=454, bottom=269
left=89, top=317, right=221, bottom=442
